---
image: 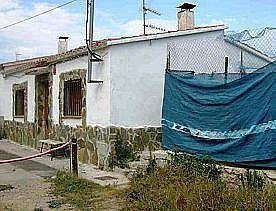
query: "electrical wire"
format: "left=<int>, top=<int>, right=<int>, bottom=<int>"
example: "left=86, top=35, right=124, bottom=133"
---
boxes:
left=0, top=0, right=78, bottom=31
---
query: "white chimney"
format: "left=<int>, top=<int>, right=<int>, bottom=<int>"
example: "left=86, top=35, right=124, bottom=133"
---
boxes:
left=58, top=36, right=69, bottom=54
left=177, top=3, right=196, bottom=31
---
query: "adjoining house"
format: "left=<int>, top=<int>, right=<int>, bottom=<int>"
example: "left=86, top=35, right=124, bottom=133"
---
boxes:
left=0, top=3, right=274, bottom=168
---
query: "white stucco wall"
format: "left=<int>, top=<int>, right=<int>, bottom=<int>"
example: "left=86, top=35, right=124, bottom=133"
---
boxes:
left=0, top=73, right=35, bottom=122
left=0, top=74, right=4, bottom=118
left=86, top=50, right=111, bottom=127
left=53, top=50, right=110, bottom=127
left=109, top=29, right=269, bottom=127
left=0, top=28, right=269, bottom=129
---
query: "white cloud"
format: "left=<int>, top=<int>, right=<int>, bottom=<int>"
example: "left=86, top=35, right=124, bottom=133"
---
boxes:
left=0, top=1, right=237, bottom=63
left=0, top=0, right=20, bottom=11
left=0, top=1, right=113, bottom=62
left=0, top=0, right=178, bottom=63
left=0, top=1, right=82, bottom=61
left=198, top=17, right=237, bottom=28
left=120, top=18, right=177, bottom=36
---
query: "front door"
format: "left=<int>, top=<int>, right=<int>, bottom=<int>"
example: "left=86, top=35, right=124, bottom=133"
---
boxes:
left=36, top=74, right=50, bottom=139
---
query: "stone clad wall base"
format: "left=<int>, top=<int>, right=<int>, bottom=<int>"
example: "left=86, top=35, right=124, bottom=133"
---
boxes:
left=2, top=120, right=162, bottom=169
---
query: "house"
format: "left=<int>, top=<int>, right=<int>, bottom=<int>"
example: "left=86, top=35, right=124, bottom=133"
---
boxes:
left=0, top=3, right=274, bottom=168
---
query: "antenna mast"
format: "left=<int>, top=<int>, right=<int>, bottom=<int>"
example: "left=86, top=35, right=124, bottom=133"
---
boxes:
left=86, top=0, right=103, bottom=83
left=142, top=0, right=165, bottom=35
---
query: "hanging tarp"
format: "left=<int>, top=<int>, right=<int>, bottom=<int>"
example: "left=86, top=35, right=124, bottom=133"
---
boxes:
left=162, top=62, right=276, bottom=168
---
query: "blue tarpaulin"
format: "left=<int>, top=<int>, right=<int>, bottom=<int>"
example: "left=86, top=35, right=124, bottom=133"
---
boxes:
left=162, top=62, right=276, bottom=168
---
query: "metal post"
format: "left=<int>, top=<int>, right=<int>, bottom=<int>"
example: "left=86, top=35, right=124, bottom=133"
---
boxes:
left=143, top=0, right=146, bottom=35
left=71, top=138, right=78, bottom=176
left=88, top=0, right=95, bottom=83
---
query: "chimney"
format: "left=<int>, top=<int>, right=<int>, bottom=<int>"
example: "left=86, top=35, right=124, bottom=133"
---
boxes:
left=58, top=36, right=69, bottom=54
left=177, top=3, right=196, bottom=31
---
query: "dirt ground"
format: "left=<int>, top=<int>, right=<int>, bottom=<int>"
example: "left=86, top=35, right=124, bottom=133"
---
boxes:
left=0, top=139, right=128, bottom=211
left=0, top=179, right=66, bottom=211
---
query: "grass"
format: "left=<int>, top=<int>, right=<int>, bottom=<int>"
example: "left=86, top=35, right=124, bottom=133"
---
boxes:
left=49, top=171, right=121, bottom=210
left=122, top=154, right=276, bottom=210
left=0, top=184, right=14, bottom=192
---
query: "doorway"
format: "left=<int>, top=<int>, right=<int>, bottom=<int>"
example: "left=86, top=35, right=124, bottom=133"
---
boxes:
left=35, top=74, right=50, bottom=139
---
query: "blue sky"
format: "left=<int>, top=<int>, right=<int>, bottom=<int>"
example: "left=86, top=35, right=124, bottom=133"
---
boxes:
left=0, top=0, right=275, bottom=62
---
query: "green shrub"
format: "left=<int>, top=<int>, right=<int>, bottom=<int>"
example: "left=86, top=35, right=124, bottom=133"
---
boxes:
left=146, top=156, right=157, bottom=175
left=109, top=134, right=138, bottom=169
left=238, top=169, right=265, bottom=190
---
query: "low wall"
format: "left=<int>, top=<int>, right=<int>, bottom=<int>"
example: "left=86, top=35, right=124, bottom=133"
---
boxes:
left=2, top=120, right=162, bottom=169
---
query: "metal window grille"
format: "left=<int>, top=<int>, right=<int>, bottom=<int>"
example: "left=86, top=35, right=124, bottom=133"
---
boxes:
left=63, top=79, right=82, bottom=117
left=14, top=89, right=25, bottom=116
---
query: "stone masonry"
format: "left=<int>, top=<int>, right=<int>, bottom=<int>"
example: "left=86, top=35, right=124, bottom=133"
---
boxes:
left=2, top=120, right=162, bottom=169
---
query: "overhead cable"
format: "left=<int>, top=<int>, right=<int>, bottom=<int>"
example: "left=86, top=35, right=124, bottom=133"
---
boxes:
left=0, top=0, right=78, bottom=31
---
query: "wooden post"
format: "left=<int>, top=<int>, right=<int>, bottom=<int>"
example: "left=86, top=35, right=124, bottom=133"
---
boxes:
left=71, top=138, right=78, bottom=176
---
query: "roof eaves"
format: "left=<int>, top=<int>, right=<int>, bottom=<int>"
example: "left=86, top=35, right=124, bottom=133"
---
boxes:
left=48, top=43, right=107, bottom=65
left=107, top=25, right=227, bottom=46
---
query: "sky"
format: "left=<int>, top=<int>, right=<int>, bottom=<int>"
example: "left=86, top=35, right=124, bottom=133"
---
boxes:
left=0, top=0, right=275, bottom=63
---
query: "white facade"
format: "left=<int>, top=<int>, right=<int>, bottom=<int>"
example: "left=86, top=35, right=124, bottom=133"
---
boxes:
left=0, top=26, right=271, bottom=128
left=52, top=50, right=111, bottom=127
left=108, top=29, right=269, bottom=127
left=0, top=73, right=35, bottom=123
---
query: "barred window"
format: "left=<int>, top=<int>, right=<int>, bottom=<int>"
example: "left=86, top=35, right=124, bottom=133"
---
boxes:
left=14, top=89, right=25, bottom=116
left=63, top=79, right=82, bottom=117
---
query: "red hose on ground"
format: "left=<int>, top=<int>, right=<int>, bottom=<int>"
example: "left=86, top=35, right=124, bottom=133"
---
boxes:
left=0, top=142, right=70, bottom=164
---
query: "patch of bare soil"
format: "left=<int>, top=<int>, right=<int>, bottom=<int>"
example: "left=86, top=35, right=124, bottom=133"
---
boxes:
left=0, top=179, right=70, bottom=211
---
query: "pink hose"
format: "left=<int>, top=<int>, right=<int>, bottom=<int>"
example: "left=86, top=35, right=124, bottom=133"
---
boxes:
left=0, top=142, right=70, bottom=164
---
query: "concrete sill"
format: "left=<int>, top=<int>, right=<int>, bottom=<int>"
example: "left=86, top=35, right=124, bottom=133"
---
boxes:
left=13, top=116, right=24, bottom=118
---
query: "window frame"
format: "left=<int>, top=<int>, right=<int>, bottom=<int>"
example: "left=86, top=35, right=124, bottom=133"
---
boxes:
left=59, top=69, right=86, bottom=127
left=14, top=89, right=25, bottom=117
left=12, top=82, right=28, bottom=121
left=63, top=79, right=82, bottom=118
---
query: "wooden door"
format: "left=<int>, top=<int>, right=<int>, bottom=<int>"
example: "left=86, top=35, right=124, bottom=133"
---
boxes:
left=43, top=81, right=49, bottom=138
left=36, top=74, right=50, bottom=139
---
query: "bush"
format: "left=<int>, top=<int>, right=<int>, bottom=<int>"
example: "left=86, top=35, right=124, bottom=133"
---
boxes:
left=238, top=169, right=265, bottom=191
left=109, top=134, right=138, bottom=169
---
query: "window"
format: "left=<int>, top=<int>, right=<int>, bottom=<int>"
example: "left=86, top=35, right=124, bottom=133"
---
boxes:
left=14, top=89, right=25, bottom=117
left=63, top=79, right=82, bottom=117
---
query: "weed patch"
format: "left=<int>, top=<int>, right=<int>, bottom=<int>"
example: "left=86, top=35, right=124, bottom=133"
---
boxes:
left=48, top=199, right=63, bottom=209
left=0, top=184, right=14, bottom=192
left=50, top=171, right=120, bottom=210
left=122, top=153, right=276, bottom=210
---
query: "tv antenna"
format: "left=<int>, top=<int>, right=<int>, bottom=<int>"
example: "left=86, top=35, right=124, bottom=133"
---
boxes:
left=15, top=52, right=22, bottom=61
left=142, top=0, right=166, bottom=35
